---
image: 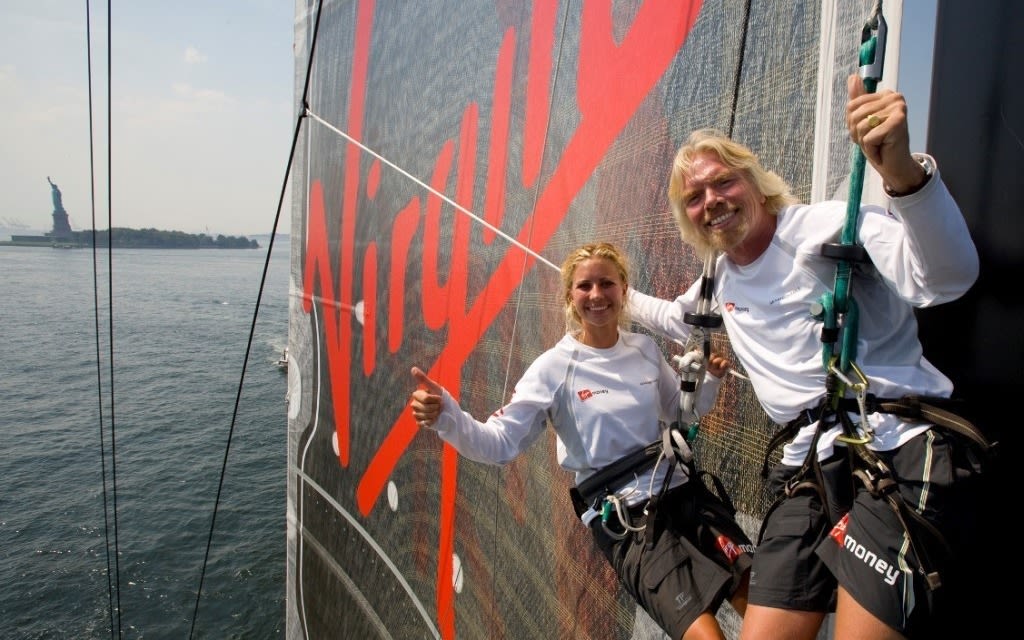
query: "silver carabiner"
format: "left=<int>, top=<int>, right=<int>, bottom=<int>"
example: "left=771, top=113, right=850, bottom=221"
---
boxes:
left=859, top=8, right=887, bottom=83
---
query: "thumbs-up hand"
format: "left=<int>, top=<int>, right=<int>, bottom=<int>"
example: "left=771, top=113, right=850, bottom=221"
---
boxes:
left=410, top=366, right=443, bottom=428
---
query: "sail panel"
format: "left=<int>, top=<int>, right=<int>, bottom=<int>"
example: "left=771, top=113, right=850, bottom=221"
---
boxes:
left=286, top=1, right=891, bottom=638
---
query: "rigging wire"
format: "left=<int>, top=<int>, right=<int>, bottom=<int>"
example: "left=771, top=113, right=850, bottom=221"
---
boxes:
left=304, top=111, right=560, bottom=274
left=82, top=0, right=316, bottom=633
left=726, top=0, right=754, bottom=137
left=85, top=0, right=123, bottom=636
left=184, top=5, right=319, bottom=638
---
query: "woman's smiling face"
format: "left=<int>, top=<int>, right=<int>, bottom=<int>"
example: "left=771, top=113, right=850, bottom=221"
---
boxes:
left=570, top=256, right=625, bottom=334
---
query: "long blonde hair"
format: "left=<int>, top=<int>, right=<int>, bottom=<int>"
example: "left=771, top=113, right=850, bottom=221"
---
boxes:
left=560, top=242, right=631, bottom=334
left=668, top=129, right=798, bottom=255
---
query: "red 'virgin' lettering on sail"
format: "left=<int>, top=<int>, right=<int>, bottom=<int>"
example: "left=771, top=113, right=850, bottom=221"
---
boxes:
left=302, top=1, right=704, bottom=636
left=301, top=0, right=376, bottom=469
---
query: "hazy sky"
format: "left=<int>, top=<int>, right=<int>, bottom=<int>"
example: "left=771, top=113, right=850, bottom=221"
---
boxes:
left=0, top=1, right=937, bottom=239
left=0, top=0, right=295, bottom=237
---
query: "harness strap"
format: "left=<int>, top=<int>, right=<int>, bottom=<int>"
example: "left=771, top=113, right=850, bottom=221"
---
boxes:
left=569, top=423, right=703, bottom=552
left=756, top=406, right=835, bottom=544
left=874, top=396, right=998, bottom=455
left=765, top=394, right=994, bottom=592
left=573, top=440, right=663, bottom=509
left=848, top=441, right=949, bottom=591
left=761, top=394, right=996, bottom=477
left=697, top=468, right=736, bottom=515
left=644, top=426, right=701, bottom=549
left=572, top=424, right=694, bottom=512
left=761, top=397, right=866, bottom=477
left=756, top=476, right=828, bottom=546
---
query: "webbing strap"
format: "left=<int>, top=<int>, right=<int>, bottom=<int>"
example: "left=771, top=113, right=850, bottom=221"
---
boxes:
left=875, top=397, right=997, bottom=455
left=574, top=440, right=662, bottom=508
left=573, top=424, right=694, bottom=509
left=762, top=394, right=995, bottom=476
left=761, top=397, right=866, bottom=477
left=848, top=435, right=949, bottom=591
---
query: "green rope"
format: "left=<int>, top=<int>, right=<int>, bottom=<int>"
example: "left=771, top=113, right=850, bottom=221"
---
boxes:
left=820, top=6, right=886, bottom=374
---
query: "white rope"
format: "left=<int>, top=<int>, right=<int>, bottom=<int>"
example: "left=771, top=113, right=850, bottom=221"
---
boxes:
left=305, top=108, right=560, bottom=272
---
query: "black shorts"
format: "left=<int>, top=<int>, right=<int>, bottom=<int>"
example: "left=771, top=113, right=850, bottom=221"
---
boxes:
left=589, top=479, right=753, bottom=639
left=747, top=450, right=849, bottom=612
left=752, top=428, right=987, bottom=636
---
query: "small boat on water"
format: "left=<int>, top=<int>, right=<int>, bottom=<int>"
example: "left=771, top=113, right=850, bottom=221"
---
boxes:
left=275, top=347, right=289, bottom=370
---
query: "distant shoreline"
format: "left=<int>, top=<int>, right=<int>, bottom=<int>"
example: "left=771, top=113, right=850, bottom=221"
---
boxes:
left=0, top=227, right=264, bottom=249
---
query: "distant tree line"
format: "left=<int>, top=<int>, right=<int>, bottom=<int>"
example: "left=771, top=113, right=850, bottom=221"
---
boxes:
left=71, top=228, right=260, bottom=249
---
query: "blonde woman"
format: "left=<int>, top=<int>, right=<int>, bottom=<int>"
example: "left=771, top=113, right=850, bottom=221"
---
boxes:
left=410, top=241, right=751, bottom=640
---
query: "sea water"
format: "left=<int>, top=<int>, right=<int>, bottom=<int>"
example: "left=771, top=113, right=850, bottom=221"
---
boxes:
left=0, top=244, right=290, bottom=638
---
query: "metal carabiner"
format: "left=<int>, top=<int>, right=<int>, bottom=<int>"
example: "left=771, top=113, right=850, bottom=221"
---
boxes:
left=830, top=361, right=874, bottom=444
left=674, top=348, right=704, bottom=426
left=854, top=385, right=875, bottom=440
left=860, top=6, right=887, bottom=84
left=600, top=499, right=627, bottom=540
left=827, top=359, right=868, bottom=394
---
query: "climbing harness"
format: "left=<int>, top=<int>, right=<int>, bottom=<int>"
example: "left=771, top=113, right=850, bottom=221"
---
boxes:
left=569, top=421, right=695, bottom=544
left=760, top=1, right=997, bottom=593
left=673, top=249, right=723, bottom=443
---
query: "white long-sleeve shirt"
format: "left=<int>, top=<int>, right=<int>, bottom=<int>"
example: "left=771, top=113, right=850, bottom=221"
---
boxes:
left=431, top=331, right=722, bottom=521
left=630, top=157, right=978, bottom=465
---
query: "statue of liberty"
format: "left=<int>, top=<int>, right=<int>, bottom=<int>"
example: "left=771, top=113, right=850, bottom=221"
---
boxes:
left=47, top=176, right=65, bottom=213
left=46, top=176, right=73, bottom=240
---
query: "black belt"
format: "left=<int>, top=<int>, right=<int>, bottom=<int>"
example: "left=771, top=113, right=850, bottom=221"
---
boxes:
left=573, top=441, right=663, bottom=510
